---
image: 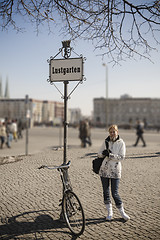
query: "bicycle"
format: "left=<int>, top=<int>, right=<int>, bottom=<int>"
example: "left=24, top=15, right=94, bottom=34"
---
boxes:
left=38, top=161, right=85, bottom=236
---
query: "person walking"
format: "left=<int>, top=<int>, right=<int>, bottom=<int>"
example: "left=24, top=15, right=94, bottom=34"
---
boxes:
left=11, top=119, right=18, bottom=142
left=79, top=119, right=92, bottom=147
left=0, top=121, right=7, bottom=149
left=6, top=119, right=13, bottom=148
left=79, top=120, right=86, bottom=147
left=84, top=119, right=92, bottom=147
left=98, top=124, right=130, bottom=221
left=133, top=120, right=146, bottom=147
left=17, top=119, right=23, bottom=139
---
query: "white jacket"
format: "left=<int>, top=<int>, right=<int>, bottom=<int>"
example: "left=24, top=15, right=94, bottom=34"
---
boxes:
left=98, top=137, right=126, bottom=179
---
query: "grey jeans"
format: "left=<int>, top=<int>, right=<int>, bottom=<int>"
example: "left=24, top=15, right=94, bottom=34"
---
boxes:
left=100, top=177, right=122, bottom=208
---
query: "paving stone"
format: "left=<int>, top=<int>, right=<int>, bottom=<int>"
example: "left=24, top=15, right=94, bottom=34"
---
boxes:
left=0, top=127, right=160, bottom=239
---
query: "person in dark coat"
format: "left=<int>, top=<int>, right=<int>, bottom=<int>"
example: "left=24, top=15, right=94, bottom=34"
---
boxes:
left=79, top=119, right=92, bottom=148
left=133, top=120, right=146, bottom=147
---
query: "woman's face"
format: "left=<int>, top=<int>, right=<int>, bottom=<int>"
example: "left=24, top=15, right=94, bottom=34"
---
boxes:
left=109, top=128, right=118, bottom=141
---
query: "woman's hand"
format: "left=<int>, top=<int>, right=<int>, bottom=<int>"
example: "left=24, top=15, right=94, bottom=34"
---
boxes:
left=102, top=149, right=111, bottom=157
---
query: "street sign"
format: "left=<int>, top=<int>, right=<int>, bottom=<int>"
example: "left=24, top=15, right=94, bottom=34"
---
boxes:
left=49, top=57, right=83, bottom=82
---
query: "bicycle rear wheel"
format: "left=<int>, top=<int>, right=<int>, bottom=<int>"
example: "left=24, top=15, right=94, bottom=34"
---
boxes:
left=62, top=190, right=85, bottom=236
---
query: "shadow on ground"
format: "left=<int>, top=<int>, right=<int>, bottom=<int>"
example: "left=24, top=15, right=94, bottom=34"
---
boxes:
left=126, top=151, right=160, bottom=159
left=0, top=210, right=70, bottom=240
left=0, top=209, right=126, bottom=240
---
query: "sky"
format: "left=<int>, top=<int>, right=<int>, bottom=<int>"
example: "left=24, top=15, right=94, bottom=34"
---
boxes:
left=0, top=17, right=160, bottom=116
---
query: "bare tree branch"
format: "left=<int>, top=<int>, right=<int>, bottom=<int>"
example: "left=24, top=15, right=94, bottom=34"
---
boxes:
left=0, top=0, right=160, bottom=64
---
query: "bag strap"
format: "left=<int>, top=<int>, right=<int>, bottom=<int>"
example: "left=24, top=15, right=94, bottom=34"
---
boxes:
left=105, top=138, right=109, bottom=150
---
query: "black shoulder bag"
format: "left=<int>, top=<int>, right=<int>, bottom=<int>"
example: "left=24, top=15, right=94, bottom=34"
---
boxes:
left=92, top=138, right=109, bottom=174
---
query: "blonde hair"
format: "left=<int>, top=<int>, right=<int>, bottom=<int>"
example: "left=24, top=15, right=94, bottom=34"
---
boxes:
left=108, top=124, right=118, bottom=132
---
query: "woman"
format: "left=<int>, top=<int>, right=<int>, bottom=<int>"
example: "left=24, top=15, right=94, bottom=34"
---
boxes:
left=98, top=124, right=130, bottom=221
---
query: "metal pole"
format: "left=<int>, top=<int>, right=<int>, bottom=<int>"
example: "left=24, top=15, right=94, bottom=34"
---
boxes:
left=102, top=63, right=108, bottom=129
left=25, top=95, right=29, bottom=155
left=106, top=65, right=108, bottom=129
left=59, top=118, right=62, bottom=148
left=63, top=81, right=68, bottom=164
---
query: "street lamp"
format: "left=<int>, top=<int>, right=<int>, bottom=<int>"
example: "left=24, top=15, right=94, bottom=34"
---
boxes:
left=102, top=63, right=108, bottom=129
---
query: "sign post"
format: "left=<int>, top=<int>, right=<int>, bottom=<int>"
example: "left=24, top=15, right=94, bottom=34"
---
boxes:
left=48, top=40, right=85, bottom=164
left=63, top=81, right=68, bottom=164
left=25, top=94, right=29, bottom=156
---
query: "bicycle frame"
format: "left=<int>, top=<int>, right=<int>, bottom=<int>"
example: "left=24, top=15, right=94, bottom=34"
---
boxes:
left=59, top=168, right=72, bottom=193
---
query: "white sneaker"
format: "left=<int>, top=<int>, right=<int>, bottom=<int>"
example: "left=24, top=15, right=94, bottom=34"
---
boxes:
left=106, top=203, right=113, bottom=221
left=119, top=206, right=130, bottom=221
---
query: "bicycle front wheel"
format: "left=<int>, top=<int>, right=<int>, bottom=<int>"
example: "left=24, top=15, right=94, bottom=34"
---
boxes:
left=62, top=190, right=85, bottom=236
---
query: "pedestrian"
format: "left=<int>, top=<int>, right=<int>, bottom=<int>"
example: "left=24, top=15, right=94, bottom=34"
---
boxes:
left=79, top=119, right=92, bottom=148
left=6, top=119, right=13, bottom=148
left=79, top=120, right=87, bottom=147
left=11, top=119, right=18, bottom=142
left=79, top=120, right=84, bottom=147
left=0, top=121, right=7, bottom=149
left=98, top=124, right=130, bottom=221
left=84, top=119, right=92, bottom=147
left=17, top=119, right=23, bottom=139
left=133, top=120, right=146, bottom=147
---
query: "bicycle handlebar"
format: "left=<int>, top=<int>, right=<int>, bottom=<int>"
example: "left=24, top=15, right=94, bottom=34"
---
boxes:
left=38, top=161, right=71, bottom=170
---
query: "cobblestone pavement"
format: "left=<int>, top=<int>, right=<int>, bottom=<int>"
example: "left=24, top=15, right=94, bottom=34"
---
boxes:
left=0, top=127, right=160, bottom=239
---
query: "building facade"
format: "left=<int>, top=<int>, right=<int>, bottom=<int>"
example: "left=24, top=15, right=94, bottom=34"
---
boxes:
left=0, top=98, right=83, bottom=127
left=93, top=97, right=160, bottom=128
left=0, top=98, right=64, bottom=127
left=0, top=79, right=83, bottom=126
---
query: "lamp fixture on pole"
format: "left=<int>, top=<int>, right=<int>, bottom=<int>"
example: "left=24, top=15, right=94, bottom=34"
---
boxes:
left=62, top=40, right=72, bottom=59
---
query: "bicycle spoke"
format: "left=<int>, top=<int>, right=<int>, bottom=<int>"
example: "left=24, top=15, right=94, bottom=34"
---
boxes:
left=62, top=191, right=85, bottom=236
